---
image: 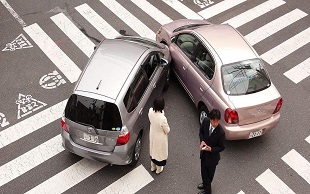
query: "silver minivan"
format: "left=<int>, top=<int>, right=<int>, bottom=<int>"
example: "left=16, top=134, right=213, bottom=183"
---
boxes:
left=61, top=36, right=171, bottom=165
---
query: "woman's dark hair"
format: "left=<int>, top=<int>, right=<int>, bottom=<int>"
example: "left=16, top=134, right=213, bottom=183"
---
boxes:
left=209, top=109, right=221, bottom=120
left=153, top=96, right=165, bottom=113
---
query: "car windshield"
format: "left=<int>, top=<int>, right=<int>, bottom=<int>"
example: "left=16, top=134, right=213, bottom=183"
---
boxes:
left=65, top=94, right=122, bottom=130
left=221, top=59, right=271, bottom=95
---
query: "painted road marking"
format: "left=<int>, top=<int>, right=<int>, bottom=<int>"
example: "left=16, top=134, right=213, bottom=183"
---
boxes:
left=0, top=113, right=10, bottom=128
left=39, top=70, right=67, bottom=89
left=193, top=0, right=214, bottom=9
left=2, top=34, right=33, bottom=51
left=245, top=9, right=307, bottom=45
left=51, top=13, right=95, bottom=58
left=306, top=135, right=310, bottom=144
left=131, top=0, right=173, bottom=25
left=237, top=191, right=245, bottom=194
left=256, top=169, right=295, bottom=194
left=261, top=27, right=310, bottom=65
left=0, top=135, right=64, bottom=187
left=162, top=0, right=203, bottom=20
left=16, top=94, right=47, bottom=119
left=75, top=3, right=120, bottom=39
left=99, top=0, right=155, bottom=40
left=98, top=164, right=153, bottom=194
left=282, top=149, right=310, bottom=184
left=24, top=23, right=81, bottom=83
left=0, top=99, right=66, bottom=149
left=25, top=158, right=107, bottom=194
left=223, top=0, right=286, bottom=28
left=283, top=57, right=310, bottom=84
left=0, top=0, right=27, bottom=27
left=198, top=0, right=247, bottom=19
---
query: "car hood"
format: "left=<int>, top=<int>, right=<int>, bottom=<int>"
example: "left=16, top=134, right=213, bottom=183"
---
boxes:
left=227, top=84, right=281, bottom=125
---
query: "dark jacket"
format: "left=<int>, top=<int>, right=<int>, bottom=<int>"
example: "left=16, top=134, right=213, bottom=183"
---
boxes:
left=199, top=118, right=226, bottom=166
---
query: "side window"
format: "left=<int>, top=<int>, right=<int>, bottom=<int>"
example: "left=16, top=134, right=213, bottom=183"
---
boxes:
left=144, top=53, right=160, bottom=79
left=175, top=34, right=198, bottom=59
left=194, top=45, right=215, bottom=79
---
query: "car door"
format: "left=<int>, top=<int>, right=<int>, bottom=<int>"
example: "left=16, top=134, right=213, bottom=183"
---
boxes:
left=186, top=43, right=215, bottom=104
left=170, top=33, right=198, bottom=90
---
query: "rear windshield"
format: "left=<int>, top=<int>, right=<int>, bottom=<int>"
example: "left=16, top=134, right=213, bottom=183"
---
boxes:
left=65, top=94, right=122, bottom=130
left=221, top=59, right=271, bottom=95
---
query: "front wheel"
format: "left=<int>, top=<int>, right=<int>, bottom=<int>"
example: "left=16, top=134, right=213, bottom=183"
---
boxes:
left=130, top=134, right=142, bottom=166
left=199, top=105, right=209, bottom=125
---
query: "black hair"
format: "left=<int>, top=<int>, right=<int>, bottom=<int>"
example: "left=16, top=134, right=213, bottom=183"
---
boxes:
left=209, top=109, right=221, bottom=120
left=153, top=96, right=165, bottom=113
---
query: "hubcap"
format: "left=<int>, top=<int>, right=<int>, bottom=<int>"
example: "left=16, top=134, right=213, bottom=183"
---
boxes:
left=200, top=111, right=208, bottom=124
left=134, top=138, right=141, bottom=160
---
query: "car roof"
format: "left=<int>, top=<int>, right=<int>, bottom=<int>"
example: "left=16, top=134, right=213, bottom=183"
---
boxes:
left=194, top=24, right=257, bottom=65
left=75, top=38, right=149, bottom=100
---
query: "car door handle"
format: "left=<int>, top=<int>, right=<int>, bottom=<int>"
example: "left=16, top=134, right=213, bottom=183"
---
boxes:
left=199, top=84, right=205, bottom=92
left=182, top=66, right=186, bottom=70
left=139, top=108, right=143, bottom=115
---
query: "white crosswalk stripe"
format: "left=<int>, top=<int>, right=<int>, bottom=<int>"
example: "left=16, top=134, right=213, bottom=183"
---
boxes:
left=99, top=0, right=155, bottom=40
left=2, top=0, right=310, bottom=193
left=245, top=9, right=307, bottom=45
left=24, top=24, right=82, bottom=83
left=223, top=0, right=286, bottom=28
left=75, top=3, right=120, bottom=39
left=282, top=149, right=310, bottom=185
left=51, top=13, right=95, bottom=58
left=256, top=169, right=296, bottom=194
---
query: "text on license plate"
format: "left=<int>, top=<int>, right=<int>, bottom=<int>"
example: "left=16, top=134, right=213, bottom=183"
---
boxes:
left=249, top=129, right=263, bottom=138
left=83, top=133, right=99, bottom=143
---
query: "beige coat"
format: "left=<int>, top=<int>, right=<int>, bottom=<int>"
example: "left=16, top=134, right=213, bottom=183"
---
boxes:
left=148, top=108, right=170, bottom=161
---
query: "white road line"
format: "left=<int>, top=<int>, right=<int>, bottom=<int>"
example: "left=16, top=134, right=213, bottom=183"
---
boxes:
left=237, top=191, right=245, bottom=194
left=0, top=135, right=64, bottom=187
left=131, top=0, right=173, bottom=25
left=0, top=100, right=66, bottom=149
left=99, top=0, right=155, bottom=40
left=198, top=0, right=247, bottom=19
left=245, top=9, right=307, bottom=45
left=261, top=27, right=310, bottom=65
left=256, top=169, right=295, bottom=194
left=283, top=57, right=310, bottom=84
left=98, top=164, right=153, bottom=194
left=162, top=0, right=203, bottom=20
left=25, top=159, right=107, bottom=194
left=223, top=0, right=286, bottom=28
left=75, top=3, right=120, bottom=39
left=306, top=135, right=310, bottom=144
left=0, top=0, right=27, bottom=27
left=51, top=13, right=95, bottom=58
left=24, top=23, right=81, bottom=83
left=282, top=149, right=310, bottom=184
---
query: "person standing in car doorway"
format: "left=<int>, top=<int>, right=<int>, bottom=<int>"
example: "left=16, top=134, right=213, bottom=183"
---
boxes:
left=197, top=109, right=226, bottom=194
left=148, top=96, right=170, bottom=174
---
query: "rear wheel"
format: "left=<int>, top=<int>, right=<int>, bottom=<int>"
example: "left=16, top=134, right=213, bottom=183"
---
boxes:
left=130, top=133, right=142, bottom=166
left=199, top=105, right=209, bottom=125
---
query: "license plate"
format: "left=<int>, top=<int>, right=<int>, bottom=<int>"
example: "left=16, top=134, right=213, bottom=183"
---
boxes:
left=249, top=129, right=263, bottom=138
left=83, top=133, right=99, bottom=143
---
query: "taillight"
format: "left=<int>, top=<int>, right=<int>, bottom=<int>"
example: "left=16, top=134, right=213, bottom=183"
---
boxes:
left=225, top=108, right=239, bottom=124
left=273, top=98, right=283, bottom=114
left=116, top=126, right=130, bottom=145
left=61, top=117, right=68, bottom=133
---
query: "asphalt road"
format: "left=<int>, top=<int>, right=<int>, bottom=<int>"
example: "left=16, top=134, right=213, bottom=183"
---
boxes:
left=0, top=0, right=309, bottom=193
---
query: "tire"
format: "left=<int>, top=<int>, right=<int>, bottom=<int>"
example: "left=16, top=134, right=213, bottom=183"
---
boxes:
left=130, top=133, right=142, bottom=166
left=199, top=105, right=209, bottom=125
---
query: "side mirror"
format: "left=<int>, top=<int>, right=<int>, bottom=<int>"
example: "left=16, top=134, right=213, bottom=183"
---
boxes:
left=171, top=36, right=176, bottom=43
left=160, top=58, right=169, bottom=66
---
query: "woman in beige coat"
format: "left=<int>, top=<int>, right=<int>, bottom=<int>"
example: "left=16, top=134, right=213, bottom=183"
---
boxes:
left=148, top=96, right=170, bottom=174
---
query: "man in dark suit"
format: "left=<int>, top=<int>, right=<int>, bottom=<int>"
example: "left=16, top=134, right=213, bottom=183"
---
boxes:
left=197, top=109, right=226, bottom=194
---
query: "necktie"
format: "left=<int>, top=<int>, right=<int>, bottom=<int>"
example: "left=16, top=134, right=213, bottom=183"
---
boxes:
left=209, top=125, right=212, bottom=136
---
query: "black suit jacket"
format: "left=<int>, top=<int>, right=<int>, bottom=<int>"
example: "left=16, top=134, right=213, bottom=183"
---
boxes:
left=199, top=118, right=226, bottom=166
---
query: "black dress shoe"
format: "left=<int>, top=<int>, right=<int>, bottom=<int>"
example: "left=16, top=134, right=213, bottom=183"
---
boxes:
left=198, top=191, right=205, bottom=194
left=197, top=183, right=204, bottom=190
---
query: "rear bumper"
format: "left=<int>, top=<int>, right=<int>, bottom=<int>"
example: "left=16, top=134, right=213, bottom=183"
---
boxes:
left=61, top=130, right=133, bottom=165
left=223, top=113, right=280, bottom=140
